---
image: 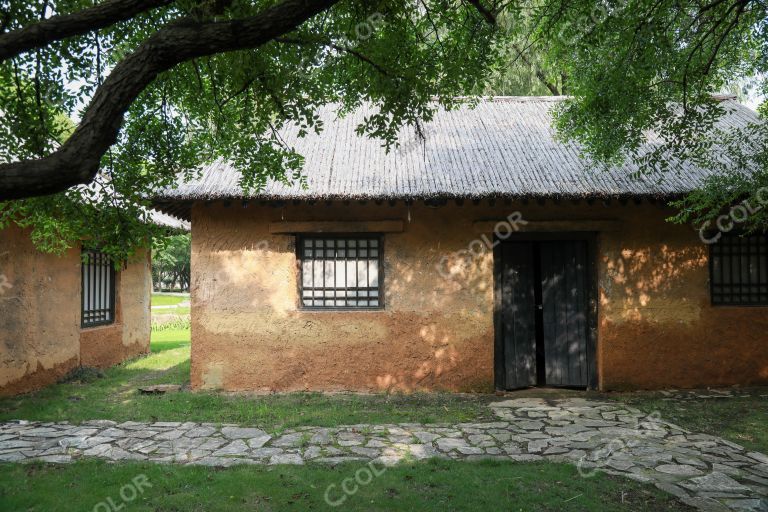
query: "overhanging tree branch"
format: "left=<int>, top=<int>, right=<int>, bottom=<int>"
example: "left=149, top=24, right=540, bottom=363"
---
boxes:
left=0, top=0, right=175, bottom=62
left=0, top=0, right=341, bottom=199
left=275, top=36, right=396, bottom=78
left=511, top=43, right=560, bottom=95
left=465, top=0, right=497, bottom=24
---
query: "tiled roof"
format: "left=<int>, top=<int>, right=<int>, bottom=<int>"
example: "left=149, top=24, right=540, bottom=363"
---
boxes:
left=155, top=96, right=759, bottom=203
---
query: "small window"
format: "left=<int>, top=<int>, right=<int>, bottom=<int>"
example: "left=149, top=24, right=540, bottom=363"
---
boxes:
left=710, top=233, right=768, bottom=305
left=81, top=249, right=116, bottom=327
left=299, top=235, right=382, bottom=309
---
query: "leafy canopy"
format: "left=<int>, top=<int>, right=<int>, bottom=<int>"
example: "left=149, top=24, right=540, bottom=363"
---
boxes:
left=519, top=0, right=766, bottom=230
left=0, top=0, right=501, bottom=261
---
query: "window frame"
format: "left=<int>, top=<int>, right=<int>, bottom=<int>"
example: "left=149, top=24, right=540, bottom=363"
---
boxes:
left=296, top=233, right=385, bottom=311
left=81, top=249, right=117, bottom=328
left=709, top=232, right=768, bottom=307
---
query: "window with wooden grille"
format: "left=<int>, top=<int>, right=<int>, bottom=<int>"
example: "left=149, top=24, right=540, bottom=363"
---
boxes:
left=710, top=233, right=768, bottom=305
left=298, top=236, right=382, bottom=309
left=81, top=249, right=116, bottom=327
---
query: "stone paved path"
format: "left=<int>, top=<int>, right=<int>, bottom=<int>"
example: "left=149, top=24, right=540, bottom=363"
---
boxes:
left=1, top=398, right=767, bottom=511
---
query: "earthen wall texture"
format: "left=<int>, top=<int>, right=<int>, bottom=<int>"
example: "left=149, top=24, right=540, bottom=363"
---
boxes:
left=190, top=201, right=768, bottom=392
left=0, top=226, right=150, bottom=395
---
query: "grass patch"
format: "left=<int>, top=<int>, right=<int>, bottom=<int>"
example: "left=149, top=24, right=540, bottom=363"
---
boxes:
left=57, top=366, right=105, bottom=385
left=0, top=459, right=690, bottom=511
left=613, top=390, right=768, bottom=454
left=151, top=293, right=188, bottom=306
left=149, top=326, right=192, bottom=352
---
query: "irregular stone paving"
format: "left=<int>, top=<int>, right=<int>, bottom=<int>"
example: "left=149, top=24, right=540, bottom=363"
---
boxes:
left=1, top=398, right=767, bottom=512
left=656, top=389, right=768, bottom=401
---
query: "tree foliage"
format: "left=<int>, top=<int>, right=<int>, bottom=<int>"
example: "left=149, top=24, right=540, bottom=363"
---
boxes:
left=519, top=0, right=766, bottom=231
left=1, top=0, right=767, bottom=255
left=0, top=0, right=501, bottom=261
left=152, top=233, right=190, bottom=291
left=480, top=9, right=565, bottom=96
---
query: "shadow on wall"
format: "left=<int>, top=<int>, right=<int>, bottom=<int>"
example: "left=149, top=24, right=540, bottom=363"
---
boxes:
left=598, top=242, right=768, bottom=389
left=601, top=244, right=708, bottom=322
left=369, top=233, right=494, bottom=392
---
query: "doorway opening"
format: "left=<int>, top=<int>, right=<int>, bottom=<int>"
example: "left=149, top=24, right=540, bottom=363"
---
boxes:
left=493, top=234, right=597, bottom=390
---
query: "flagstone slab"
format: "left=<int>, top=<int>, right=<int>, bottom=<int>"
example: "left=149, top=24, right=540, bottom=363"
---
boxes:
left=221, top=427, right=269, bottom=440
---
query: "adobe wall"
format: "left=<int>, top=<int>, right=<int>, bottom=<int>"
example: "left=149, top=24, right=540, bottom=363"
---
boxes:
left=597, top=208, right=768, bottom=390
left=190, top=200, right=768, bottom=392
left=79, top=249, right=151, bottom=368
left=0, top=225, right=81, bottom=395
left=0, top=226, right=151, bottom=395
left=191, top=201, right=495, bottom=392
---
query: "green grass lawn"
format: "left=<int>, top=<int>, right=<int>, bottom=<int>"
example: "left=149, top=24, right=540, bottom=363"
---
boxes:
left=614, top=391, right=768, bottom=454
left=0, top=459, right=690, bottom=511
left=150, top=293, right=188, bottom=307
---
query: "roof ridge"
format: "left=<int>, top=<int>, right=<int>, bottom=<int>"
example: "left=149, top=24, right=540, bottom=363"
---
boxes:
left=431, top=95, right=567, bottom=103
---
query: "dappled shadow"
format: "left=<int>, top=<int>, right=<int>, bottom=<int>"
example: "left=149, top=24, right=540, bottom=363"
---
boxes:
left=601, top=244, right=707, bottom=322
left=150, top=339, right=191, bottom=353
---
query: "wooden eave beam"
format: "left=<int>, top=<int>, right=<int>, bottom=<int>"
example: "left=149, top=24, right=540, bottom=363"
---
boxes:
left=473, top=219, right=621, bottom=233
left=269, top=220, right=405, bottom=234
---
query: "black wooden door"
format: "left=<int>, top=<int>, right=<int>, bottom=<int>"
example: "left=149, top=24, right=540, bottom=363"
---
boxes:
left=497, top=239, right=591, bottom=389
left=539, top=241, right=589, bottom=387
left=498, top=242, right=537, bottom=388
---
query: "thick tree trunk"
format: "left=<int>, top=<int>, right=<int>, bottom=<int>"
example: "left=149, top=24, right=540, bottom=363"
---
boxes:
left=0, top=0, right=174, bottom=62
left=0, top=0, right=340, bottom=200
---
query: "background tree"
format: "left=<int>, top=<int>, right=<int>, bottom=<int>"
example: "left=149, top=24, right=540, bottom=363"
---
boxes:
left=152, top=233, right=190, bottom=291
left=481, top=9, right=565, bottom=96
left=0, top=0, right=502, bottom=261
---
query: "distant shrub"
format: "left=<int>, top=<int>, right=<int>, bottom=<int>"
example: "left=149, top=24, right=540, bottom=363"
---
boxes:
left=151, top=317, right=191, bottom=332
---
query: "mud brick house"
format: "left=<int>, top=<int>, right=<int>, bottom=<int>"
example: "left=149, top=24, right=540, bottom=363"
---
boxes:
left=154, top=96, right=768, bottom=393
left=0, top=211, right=188, bottom=395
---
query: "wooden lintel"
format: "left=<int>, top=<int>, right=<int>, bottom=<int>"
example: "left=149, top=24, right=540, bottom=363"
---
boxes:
left=473, top=219, right=621, bottom=233
left=269, top=220, right=405, bottom=234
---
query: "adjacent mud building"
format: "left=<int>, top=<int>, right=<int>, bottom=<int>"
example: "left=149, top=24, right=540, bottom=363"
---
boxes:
left=0, top=212, right=188, bottom=395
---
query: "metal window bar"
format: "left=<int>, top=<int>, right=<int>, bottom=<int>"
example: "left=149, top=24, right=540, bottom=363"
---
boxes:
left=81, top=249, right=116, bottom=327
left=299, top=235, right=382, bottom=309
left=710, top=233, right=768, bottom=306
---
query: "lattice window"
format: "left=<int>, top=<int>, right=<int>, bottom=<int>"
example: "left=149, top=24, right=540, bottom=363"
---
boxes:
left=710, top=233, right=768, bottom=305
left=299, top=236, right=382, bottom=309
left=81, top=249, right=116, bottom=327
